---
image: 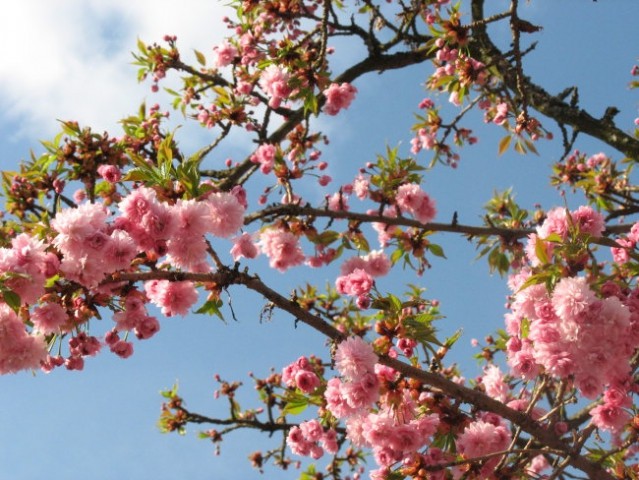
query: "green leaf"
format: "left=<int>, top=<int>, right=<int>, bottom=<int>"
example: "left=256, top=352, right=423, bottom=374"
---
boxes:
left=193, top=49, right=206, bottom=66
left=534, top=237, right=549, bottom=264
left=314, top=230, right=340, bottom=246
left=444, top=329, right=463, bottom=349
left=282, top=394, right=308, bottom=415
left=427, top=243, right=446, bottom=259
left=498, top=135, right=512, bottom=155
left=2, top=290, right=21, bottom=313
left=195, top=299, right=225, bottom=321
left=160, top=382, right=179, bottom=399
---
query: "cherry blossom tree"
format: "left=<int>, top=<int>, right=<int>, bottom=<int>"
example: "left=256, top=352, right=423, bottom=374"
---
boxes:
left=3, top=1, right=639, bottom=479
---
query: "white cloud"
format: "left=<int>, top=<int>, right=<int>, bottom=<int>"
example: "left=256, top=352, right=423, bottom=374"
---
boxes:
left=0, top=0, right=232, bottom=141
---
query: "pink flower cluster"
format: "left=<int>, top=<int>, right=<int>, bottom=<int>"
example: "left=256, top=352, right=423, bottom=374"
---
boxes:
left=395, top=183, right=436, bottom=224
left=525, top=206, right=604, bottom=266
left=281, top=356, right=320, bottom=394
left=259, top=65, right=291, bottom=109
left=507, top=274, right=639, bottom=409
left=286, top=419, right=338, bottom=459
left=144, top=279, right=198, bottom=317
left=113, top=290, right=160, bottom=340
left=323, top=82, right=357, bottom=116
left=345, top=392, right=440, bottom=474
left=335, top=251, right=391, bottom=307
left=455, top=416, right=511, bottom=477
left=250, top=144, right=277, bottom=174
left=325, top=337, right=379, bottom=419
left=211, top=40, right=238, bottom=68
left=259, top=228, right=305, bottom=272
left=52, top=202, right=136, bottom=289
left=0, top=233, right=58, bottom=305
left=0, top=303, right=47, bottom=374
left=610, top=221, right=639, bottom=266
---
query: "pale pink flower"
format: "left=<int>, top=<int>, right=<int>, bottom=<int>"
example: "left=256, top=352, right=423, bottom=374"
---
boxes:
left=250, top=144, right=277, bottom=174
left=456, top=419, right=511, bottom=460
left=97, top=164, right=122, bottom=183
left=341, top=371, right=379, bottom=408
left=362, top=250, right=391, bottom=277
left=481, top=364, right=510, bottom=403
left=144, top=280, right=198, bottom=317
left=571, top=206, right=604, bottom=237
left=211, top=40, right=238, bottom=67
left=352, top=174, right=369, bottom=199
left=323, top=82, right=357, bottom=115
left=536, top=207, right=569, bottom=240
left=327, top=192, right=349, bottom=211
left=259, top=229, right=305, bottom=272
left=230, top=233, right=259, bottom=261
left=493, top=102, right=509, bottom=125
left=31, top=303, right=68, bottom=334
left=395, top=183, right=436, bottom=223
left=206, top=192, right=245, bottom=238
left=259, top=65, right=291, bottom=109
left=134, top=315, right=160, bottom=339
left=590, top=401, right=632, bottom=433
left=334, top=336, right=377, bottom=380
left=551, top=276, right=596, bottom=323
left=324, top=377, right=357, bottom=418
left=299, top=419, right=323, bottom=442
left=335, top=268, right=373, bottom=297
left=0, top=304, right=47, bottom=374
left=118, top=186, right=159, bottom=224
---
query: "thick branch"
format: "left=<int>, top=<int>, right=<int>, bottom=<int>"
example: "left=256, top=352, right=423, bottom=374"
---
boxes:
left=470, top=0, right=639, bottom=160
left=244, top=203, right=631, bottom=242
left=106, top=268, right=613, bottom=479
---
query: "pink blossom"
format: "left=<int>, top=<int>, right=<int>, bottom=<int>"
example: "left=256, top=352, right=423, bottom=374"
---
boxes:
left=481, top=364, right=510, bottom=403
left=295, top=370, right=320, bottom=393
left=251, top=144, right=277, bottom=174
left=230, top=233, right=259, bottom=261
left=492, top=102, right=508, bottom=125
left=323, top=82, right=357, bottom=115
left=590, top=401, right=632, bottom=433
left=206, top=192, right=245, bottom=238
left=110, top=340, right=134, bottom=359
left=362, top=250, right=391, bottom=277
left=335, top=268, right=373, bottom=297
left=144, top=280, right=198, bottom=317
left=134, top=315, right=160, bottom=339
left=334, top=336, right=377, bottom=380
left=300, top=419, right=323, bottom=442
left=259, top=229, right=305, bottom=272
left=97, top=164, right=122, bottom=183
left=0, top=304, right=47, bottom=374
left=571, top=206, right=604, bottom=237
left=536, top=207, right=569, bottom=240
left=551, top=276, right=596, bottom=323
left=31, top=303, right=68, bottom=334
left=395, top=183, right=436, bottom=223
left=324, top=377, right=358, bottom=418
left=211, top=40, right=238, bottom=68
left=327, top=192, right=349, bottom=211
left=259, top=65, right=291, bottom=109
left=68, top=333, right=101, bottom=357
left=341, top=371, right=379, bottom=408
left=352, top=174, right=369, bottom=199
left=456, top=419, right=511, bottom=460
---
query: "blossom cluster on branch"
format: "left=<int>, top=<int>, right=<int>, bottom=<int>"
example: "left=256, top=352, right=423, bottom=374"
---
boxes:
left=3, top=0, right=639, bottom=479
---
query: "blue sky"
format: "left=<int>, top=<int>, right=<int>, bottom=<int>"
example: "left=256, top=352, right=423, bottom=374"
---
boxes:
left=0, top=1, right=638, bottom=479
